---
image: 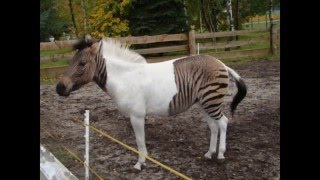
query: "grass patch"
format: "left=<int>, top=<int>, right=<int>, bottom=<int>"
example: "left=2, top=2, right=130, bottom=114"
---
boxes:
left=40, top=48, right=73, bottom=57
left=40, top=77, right=60, bottom=85
left=239, top=41, right=270, bottom=50
left=240, top=31, right=269, bottom=40
left=242, top=20, right=280, bottom=30
left=243, top=22, right=270, bottom=30
left=40, top=59, right=69, bottom=69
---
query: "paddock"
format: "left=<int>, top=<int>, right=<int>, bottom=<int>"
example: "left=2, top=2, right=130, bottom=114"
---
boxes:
left=40, top=58, right=279, bottom=179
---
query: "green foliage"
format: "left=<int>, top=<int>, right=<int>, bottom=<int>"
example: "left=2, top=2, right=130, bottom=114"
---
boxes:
left=234, top=0, right=280, bottom=29
left=40, top=0, right=280, bottom=42
left=40, top=0, right=70, bottom=41
left=186, top=0, right=280, bottom=32
left=128, top=0, right=189, bottom=36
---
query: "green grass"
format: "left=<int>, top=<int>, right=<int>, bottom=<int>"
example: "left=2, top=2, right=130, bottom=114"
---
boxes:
left=40, top=59, right=69, bottom=69
left=242, top=20, right=280, bottom=30
left=239, top=41, right=270, bottom=50
left=240, top=31, right=269, bottom=40
left=40, top=77, right=60, bottom=85
left=40, top=48, right=73, bottom=57
left=243, top=22, right=270, bottom=30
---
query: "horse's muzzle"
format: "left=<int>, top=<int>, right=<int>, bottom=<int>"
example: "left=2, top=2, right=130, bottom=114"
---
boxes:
left=56, top=82, right=70, bottom=97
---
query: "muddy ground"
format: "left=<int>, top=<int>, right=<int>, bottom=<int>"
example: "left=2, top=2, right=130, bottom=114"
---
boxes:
left=40, top=59, right=280, bottom=180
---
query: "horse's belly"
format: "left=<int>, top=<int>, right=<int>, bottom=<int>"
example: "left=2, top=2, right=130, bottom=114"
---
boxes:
left=145, top=91, right=176, bottom=116
left=144, top=61, right=178, bottom=116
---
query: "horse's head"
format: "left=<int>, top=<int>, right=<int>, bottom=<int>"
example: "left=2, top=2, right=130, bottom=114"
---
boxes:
left=56, top=35, right=103, bottom=96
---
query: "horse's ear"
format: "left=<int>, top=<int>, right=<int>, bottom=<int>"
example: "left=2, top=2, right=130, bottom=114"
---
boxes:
left=84, top=34, right=93, bottom=46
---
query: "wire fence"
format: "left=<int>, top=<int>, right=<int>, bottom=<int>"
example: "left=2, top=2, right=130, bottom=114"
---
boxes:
left=41, top=112, right=193, bottom=180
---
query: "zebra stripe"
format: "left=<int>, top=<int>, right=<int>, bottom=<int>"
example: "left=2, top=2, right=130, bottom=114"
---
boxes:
left=168, top=55, right=229, bottom=120
left=93, top=53, right=107, bottom=90
left=202, top=94, right=225, bottom=106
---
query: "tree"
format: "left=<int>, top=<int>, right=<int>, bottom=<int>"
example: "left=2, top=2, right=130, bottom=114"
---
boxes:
left=88, top=0, right=131, bottom=38
left=226, top=0, right=234, bottom=31
left=68, top=0, right=79, bottom=38
left=233, top=0, right=280, bottom=29
left=128, top=0, right=189, bottom=36
left=40, top=0, right=69, bottom=41
left=81, top=0, right=88, bottom=32
left=186, top=0, right=275, bottom=32
left=199, top=0, right=226, bottom=32
left=53, top=0, right=131, bottom=38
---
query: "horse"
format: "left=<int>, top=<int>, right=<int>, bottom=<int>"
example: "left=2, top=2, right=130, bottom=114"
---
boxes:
left=56, top=35, right=247, bottom=170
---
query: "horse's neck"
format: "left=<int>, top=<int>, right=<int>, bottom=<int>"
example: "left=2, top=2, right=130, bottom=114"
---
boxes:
left=107, top=57, right=141, bottom=74
left=105, top=58, right=144, bottom=100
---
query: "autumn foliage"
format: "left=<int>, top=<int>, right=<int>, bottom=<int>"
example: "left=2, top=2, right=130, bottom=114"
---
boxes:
left=88, top=0, right=131, bottom=38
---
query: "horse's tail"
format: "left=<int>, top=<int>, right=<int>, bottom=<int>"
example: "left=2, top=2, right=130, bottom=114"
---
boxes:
left=226, top=66, right=247, bottom=117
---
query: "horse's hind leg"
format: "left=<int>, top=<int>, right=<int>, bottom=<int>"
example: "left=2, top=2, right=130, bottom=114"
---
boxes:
left=130, top=115, right=148, bottom=170
left=216, top=114, right=228, bottom=161
left=198, top=88, right=228, bottom=161
left=203, top=113, right=218, bottom=159
left=203, top=112, right=228, bottom=161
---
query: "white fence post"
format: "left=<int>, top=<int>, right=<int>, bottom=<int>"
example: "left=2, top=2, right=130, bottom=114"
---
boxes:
left=84, top=110, right=90, bottom=180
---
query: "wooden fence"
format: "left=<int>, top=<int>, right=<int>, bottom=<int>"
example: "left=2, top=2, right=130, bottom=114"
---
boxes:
left=40, top=24, right=279, bottom=77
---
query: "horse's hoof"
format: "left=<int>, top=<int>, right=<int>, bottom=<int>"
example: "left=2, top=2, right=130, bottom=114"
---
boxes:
left=133, top=162, right=146, bottom=171
left=217, top=158, right=225, bottom=164
left=134, top=162, right=142, bottom=170
left=204, top=152, right=212, bottom=159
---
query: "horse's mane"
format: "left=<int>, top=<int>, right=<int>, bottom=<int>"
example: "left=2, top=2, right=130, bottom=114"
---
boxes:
left=72, top=37, right=99, bottom=51
left=101, top=38, right=147, bottom=64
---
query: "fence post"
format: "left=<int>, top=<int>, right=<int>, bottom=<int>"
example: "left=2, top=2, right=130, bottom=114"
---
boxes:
left=84, top=110, right=90, bottom=180
left=188, top=25, right=196, bottom=55
left=270, top=24, right=278, bottom=54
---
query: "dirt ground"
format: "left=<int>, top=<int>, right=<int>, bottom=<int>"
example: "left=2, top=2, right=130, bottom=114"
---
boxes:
left=40, top=58, right=280, bottom=180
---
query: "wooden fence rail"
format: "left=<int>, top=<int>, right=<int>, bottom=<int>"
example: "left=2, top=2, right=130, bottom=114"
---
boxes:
left=40, top=25, right=279, bottom=77
left=198, top=37, right=269, bottom=50
left=194, top=29, right=269, bottom=39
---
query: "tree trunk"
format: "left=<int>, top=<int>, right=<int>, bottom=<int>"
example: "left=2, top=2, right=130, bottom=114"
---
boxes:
left=81, top=0, right=88, bottom=33
left=235, top=0, right=240, bottom=48
left=235, top=0, right=239, bottom=30
left=269, top=0, right=274, bottom=25
left=200, top=0, right=214, bottom=32
left=226, top=0, right=234, bottom=31
left=183, top=0, right=189, bottom=27
left=226, top=0, right=234, bottom=51
left=68, top=0, right=79, bottom=38
left=269, top=0, right=274, bottom=54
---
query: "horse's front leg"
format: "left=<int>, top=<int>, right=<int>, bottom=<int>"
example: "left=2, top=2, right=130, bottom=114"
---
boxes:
left=130, top=115, right=148, bottom=170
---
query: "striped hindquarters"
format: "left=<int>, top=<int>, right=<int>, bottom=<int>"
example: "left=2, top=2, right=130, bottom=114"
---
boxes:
left=168, top=55, right=229, bottom=118
left=168, top=64, right=203, bottom=115
left=197, top=68, right=229, bottom=119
